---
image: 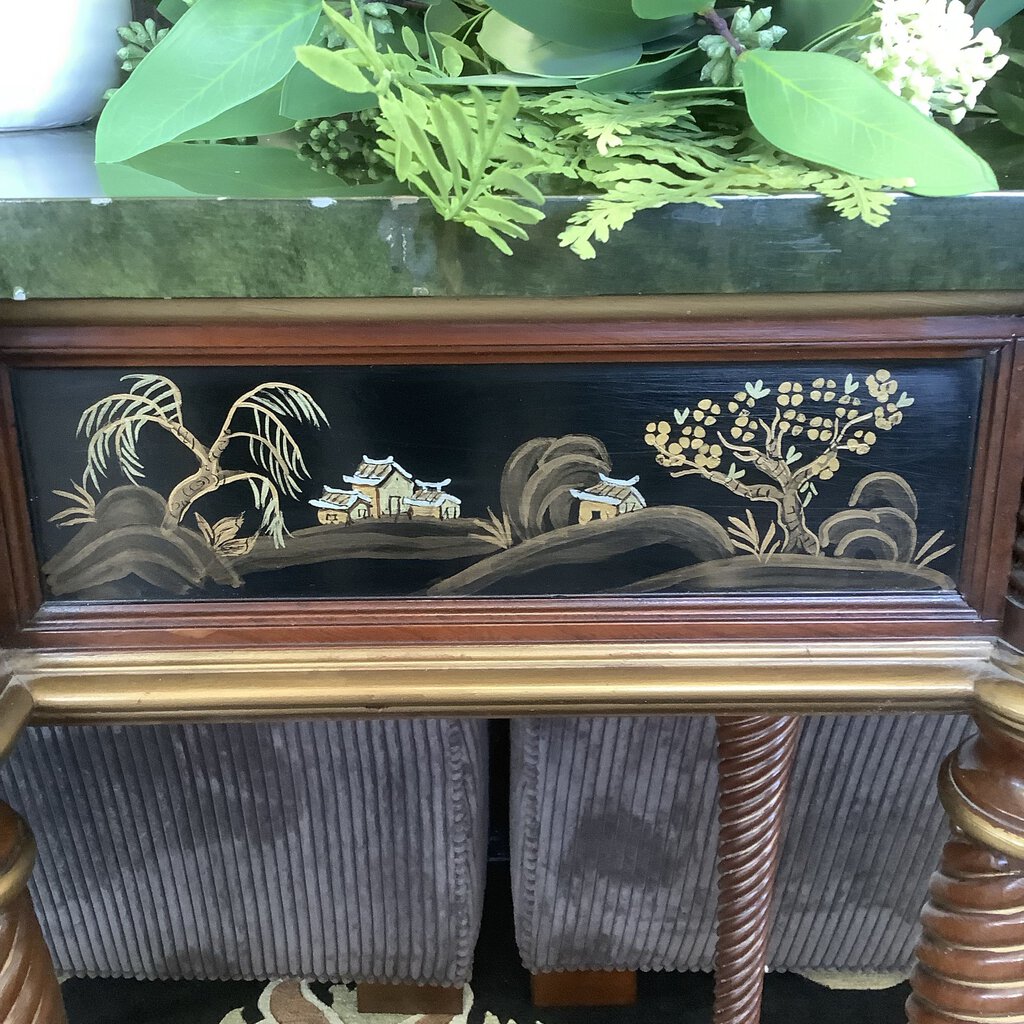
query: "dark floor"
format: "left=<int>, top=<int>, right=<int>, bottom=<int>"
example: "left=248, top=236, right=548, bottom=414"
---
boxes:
left=62, top=864, right=911, bottom=1024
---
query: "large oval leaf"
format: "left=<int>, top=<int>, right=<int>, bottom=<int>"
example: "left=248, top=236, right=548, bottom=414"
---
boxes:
left=486, top=0, right=686, bottom=49
left=479, top=11, right=642, bottom=76
left=98, top=143, right=398, bottom=198
left=632, top=0, right=710, bottom=15
left=279, top=63, right=375, bottom=120
left=741, top=50, right=998, bottom=196
left=975, top=0, right=1024, bottom=30
left=176, top=85, right=294, bottom=141
left=774, top=0, right=873, bottom=49
left=577, top=46, right=697, bottom=91
left=97, top=0, right=321, bottom=163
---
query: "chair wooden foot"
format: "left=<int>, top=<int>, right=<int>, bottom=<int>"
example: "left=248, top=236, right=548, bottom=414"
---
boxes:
left=356, top=982, right=464, bottom=1015
left=530, top=969, right=638, bottom=1007
left=907, top=675, right=1024, bottom=1024
left=713, top=715, right=801, bottom=1024
left=0, top=803, right=66, bottom=1024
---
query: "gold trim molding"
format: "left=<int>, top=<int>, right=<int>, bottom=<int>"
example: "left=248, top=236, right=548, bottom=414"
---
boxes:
left=0, top=639, right=1003, bottom=725
left=2, top=292, right=1023, bottom=326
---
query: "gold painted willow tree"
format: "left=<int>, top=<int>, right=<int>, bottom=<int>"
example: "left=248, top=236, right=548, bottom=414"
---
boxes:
left=644, top=369, right=914, bottom=555
left=78, top=374, right=328, bottom=547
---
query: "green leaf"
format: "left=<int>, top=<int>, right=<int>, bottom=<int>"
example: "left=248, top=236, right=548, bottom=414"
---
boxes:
left=294, top=43, right=376, bottom=94
left=991, top=88, right=1024, bottom=134
left=417, top=71, right=583, bottom=86
left=975, top=0, right=1024, bottom=30
left=631, top=0, right=709, bottom=16
left=479, top=10, right=642, bottom=76
left=577, top=45, right=697, bottom=91
left=740, top=50, right=998, bottom=196
left=98, top=143, right=400, bottom=198
left=486, top=0, right=688, bottom=49
left=425, top=0, right=470, bottom=64
left=967, top=120, right=1024, bottom=187
left=279, top=62, right=375, bottom=120
left=96, top=0, right=322, bottom=163
left=775, top=0, right=872, bottom=49
left=156, top=0, right=192, bottom=23
left=175, top=85, right=294, bottom=141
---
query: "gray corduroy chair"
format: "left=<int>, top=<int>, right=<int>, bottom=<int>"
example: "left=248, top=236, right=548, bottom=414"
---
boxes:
left=0, top=718, right=488, bottom=991
left=511, top=713, right=968, bottom=977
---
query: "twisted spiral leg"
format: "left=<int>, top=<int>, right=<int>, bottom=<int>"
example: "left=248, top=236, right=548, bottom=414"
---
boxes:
left=907, top=833, right=1024, bottom=1024
left=713, top=715, right=801, bottom=1024
left=0, top=804, right=65, bottom=1024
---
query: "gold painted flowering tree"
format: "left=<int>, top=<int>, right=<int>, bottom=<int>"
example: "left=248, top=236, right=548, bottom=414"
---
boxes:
left=644, top=369, right=915, bottom=555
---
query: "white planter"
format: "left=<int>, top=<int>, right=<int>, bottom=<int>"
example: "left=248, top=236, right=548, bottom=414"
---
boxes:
left=0, top=0, right=131, bottom=131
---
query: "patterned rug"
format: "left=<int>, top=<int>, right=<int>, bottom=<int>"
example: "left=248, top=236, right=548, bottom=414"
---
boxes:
left=218, top=982, right=531, bottom=1024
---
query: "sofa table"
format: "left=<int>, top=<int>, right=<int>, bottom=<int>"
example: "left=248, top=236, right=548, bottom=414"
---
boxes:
left=0, top=128, right=1023, bottom=1024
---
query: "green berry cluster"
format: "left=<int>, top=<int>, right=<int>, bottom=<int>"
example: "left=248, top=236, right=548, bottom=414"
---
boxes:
left=321, top=1, right=395, bottom=48
left=698, top=6, right=787, bottom=86
left=295, top=113, right=389, bottom=183
left=116, top=19, right=169, bottom=72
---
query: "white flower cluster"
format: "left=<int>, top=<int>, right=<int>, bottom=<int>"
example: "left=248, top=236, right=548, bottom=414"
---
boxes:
left=860, top=0, right=1009, bottom=123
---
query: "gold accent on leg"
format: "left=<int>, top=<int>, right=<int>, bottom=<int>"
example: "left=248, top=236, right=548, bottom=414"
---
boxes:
left=0, top=804, right=65, bottom=1024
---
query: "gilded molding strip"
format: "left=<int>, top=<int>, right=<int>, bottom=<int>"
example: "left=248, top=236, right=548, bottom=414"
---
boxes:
left=1, top=639, right=999, bottom=724
left=3, top=293, right=1023, bottom=326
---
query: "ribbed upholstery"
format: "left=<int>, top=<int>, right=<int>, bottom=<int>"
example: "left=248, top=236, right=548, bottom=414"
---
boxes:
left=511, top=714, right=971, bottom=974
left=0, top=718, right=488, bottom=985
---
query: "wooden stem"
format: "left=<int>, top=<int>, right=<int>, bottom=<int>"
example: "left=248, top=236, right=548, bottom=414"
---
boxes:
left=0, top=804, right=65, bottom=1024
left=713, top=715, right=801, bottom=1024
left=908, top=676, right=1024, bottom=1024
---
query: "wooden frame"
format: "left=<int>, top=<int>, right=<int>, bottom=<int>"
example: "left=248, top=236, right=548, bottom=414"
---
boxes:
left=1, top=297, right=1023, bottom=1024
left=0, top=312, right=1020, bottom=654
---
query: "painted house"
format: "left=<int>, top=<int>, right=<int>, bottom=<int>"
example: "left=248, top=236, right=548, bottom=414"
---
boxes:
left=403, top=479, right=462, bottom=520
left=308, top=486, right=372, bottom=525
left=343, top=456, right=415, bottom=517
left=571, top=474, right=647, bottom=524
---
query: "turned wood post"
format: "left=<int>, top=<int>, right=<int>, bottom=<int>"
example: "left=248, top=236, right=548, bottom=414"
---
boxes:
left=713, top=715, right=801, bottom=1024
left=0, top=802, right=66, bottom=1024
left=907, top=672, right=1024, bottom=1024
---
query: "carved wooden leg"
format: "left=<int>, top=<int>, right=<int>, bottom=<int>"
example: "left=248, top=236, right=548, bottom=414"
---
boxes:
left=907, top=674, right=1024, bottom=1024
left=713, top=715, right=801, bottom=1024
left=0, top=802, right=65, bottom=1024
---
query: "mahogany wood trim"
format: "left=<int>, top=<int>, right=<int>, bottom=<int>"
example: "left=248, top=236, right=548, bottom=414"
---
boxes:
left=2, top=294, right=1022, bottom=327
left=0, top=369, right=40, bottom=637
left=0, top=316, right=1017, bottom=649
left=0, top=318, right=1018, bottom=366
left=20, top=593, right=994, bottom=649
left=981, top=341, right=1024, bottom=622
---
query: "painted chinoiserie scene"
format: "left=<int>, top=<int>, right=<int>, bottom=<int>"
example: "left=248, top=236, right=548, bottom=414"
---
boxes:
left=12, top=359, right=982, bottom=601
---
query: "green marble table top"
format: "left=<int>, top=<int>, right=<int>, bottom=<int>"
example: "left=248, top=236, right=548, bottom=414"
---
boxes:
left=1, top=127, right=1022, bottom=300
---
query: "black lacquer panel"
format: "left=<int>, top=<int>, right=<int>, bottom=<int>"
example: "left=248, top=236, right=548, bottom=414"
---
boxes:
left=12, top=359, right=982, bottom=601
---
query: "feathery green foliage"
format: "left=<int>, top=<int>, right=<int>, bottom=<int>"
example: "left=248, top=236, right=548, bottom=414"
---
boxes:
left=97, top=0, right=1018, bottom=257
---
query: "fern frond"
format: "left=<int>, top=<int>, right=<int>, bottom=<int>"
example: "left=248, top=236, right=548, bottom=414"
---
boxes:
left=375, top=85, right=546, bottom=254
left=801, top=172, right=906, bottom=228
